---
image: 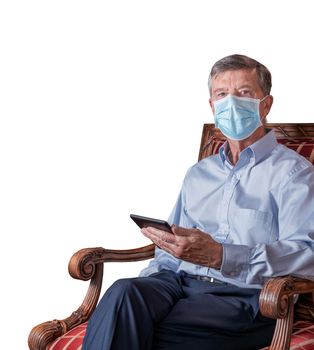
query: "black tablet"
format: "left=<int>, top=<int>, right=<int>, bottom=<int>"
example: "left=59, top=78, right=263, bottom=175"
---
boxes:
left=130, top=214, right=173, bottom=233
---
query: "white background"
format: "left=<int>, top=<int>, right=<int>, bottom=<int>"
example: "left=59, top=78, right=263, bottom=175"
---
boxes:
left=0, top=1, right=313, bottom=349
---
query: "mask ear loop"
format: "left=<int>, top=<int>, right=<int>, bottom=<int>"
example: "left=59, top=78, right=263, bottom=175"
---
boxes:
left=259, top=95, right=268, bottom=103
left=259, top=95, right=269, bottom=124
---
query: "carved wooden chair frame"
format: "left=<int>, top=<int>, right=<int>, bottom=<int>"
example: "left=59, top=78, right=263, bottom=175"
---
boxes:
left=29, top=123, right=314, bottom=350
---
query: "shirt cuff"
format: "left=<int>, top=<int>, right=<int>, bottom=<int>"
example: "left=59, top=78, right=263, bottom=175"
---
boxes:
left=221, top=243, right=250, bottom=282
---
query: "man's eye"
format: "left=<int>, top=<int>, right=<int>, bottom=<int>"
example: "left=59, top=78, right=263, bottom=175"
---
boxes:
left=240, top=90, right=252, bottom=96
left=217, top=92, right=227, bottom=98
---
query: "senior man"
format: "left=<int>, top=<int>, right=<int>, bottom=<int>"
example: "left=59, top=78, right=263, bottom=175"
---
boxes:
left=82, top=54, right=314, bottom=350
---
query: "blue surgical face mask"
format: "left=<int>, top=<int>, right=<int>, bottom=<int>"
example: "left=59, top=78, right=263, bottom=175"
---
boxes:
left=213, top=95, right=267, bottom=141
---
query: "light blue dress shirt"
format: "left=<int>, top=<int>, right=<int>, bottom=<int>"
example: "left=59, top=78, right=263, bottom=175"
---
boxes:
left=140, top=130, right=314, bottom=288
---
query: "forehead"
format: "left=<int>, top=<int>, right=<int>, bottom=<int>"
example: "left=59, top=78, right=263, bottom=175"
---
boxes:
left=211, top=68, right=261, bottom=91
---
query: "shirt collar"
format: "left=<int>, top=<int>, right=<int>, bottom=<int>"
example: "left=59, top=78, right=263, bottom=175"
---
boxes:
left=219, top=129, right=278, bottom=166
left=219, top=142, right=229, bottom=164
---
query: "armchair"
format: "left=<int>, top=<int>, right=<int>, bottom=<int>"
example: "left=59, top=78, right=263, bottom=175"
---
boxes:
left=29, top=123, right=314, bottom=350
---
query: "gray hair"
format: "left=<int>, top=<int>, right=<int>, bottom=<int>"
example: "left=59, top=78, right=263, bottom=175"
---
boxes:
left=208, top=54, right=272, bottom=97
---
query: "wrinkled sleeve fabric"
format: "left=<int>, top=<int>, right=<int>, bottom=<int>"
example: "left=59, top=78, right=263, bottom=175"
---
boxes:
left=221, top=164, right=314, bottom=285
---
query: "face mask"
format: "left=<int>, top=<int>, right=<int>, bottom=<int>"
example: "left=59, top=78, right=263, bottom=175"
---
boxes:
left=213, top=95, right=267, bottom=141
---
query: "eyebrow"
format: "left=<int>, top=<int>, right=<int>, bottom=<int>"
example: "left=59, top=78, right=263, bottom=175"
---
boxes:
left=212, top=85, right=254, bottom=93
left=212, top=88, right=227, bottom=94
left=237, top=85, right=254, bottom=90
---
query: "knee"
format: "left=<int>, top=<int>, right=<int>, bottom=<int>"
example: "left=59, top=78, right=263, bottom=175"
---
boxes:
left=93, top=278, right=136, bottom=313
left=104, top=277, right=145, bottom=300
left=112, top=276, right=150, bottom=294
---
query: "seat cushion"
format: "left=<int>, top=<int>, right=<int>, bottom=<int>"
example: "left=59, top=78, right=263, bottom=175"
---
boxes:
left=49, top=320, right=314, bottom=350
left=47, top=322, right=87, bottom=350
left=290, top=321, right=314, bottom=349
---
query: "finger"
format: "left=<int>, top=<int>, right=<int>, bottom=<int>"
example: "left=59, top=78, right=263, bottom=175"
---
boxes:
left=141, top=226, right=176, bottom=245
left=146, top=226, right=176, bottom=243
left=141, top=227, right=185, bottom=257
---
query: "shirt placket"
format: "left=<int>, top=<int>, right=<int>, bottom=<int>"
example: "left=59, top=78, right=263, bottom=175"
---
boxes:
left=216, top=169, right=240, bottom=243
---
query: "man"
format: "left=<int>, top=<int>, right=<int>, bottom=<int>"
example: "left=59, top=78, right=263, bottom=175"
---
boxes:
left=82, top=54, right=314, bottom=350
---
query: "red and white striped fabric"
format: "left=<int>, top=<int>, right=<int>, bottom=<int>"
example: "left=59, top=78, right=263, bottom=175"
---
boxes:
left=47, top=322, right=87, bottom=350
left=48, top=320, right=314, bottom=350
left=290, top=321, right=314, bottom=350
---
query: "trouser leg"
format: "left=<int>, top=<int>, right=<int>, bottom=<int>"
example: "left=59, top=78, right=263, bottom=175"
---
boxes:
left=152, top=277, right=276, bottom=350
left=82, top=270, right=183, bottom=350
left=153, top=312, right=275, bottom=350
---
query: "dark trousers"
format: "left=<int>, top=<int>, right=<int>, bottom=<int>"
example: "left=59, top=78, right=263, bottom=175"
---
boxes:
left=82, top=270, right=275, bottom=350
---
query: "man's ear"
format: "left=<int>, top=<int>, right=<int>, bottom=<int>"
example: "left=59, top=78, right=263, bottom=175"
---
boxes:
left=209, top=98, right=215, bottom=115
left=260, top=95, right=273, bottom=120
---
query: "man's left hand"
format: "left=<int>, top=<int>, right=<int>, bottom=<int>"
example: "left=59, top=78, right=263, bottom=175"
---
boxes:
left=141, top=225, right=223, bottom=269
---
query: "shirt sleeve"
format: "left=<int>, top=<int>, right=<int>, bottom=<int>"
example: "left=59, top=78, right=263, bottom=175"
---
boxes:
left=221, top=164, right=314, bottom=285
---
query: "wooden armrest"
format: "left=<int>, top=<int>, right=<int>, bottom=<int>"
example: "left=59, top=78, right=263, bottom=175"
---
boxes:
left=260, top=276, right=314, bottom=319
left=28, top=244, right=155, bottom=350
left=259, top=276, right=314, bottom=350
left=68, top=244, right=155, bottom=280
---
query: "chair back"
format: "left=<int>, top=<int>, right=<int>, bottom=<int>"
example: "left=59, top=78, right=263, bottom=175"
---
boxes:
left=198, top=123, right=314, bottom=164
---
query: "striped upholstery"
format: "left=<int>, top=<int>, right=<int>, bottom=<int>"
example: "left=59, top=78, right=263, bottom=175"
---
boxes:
left=48, top=320, right=314, bottom=350
left=290, top=322, right=314, bottom=350
left=47, top=323, right=87, bottom=350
